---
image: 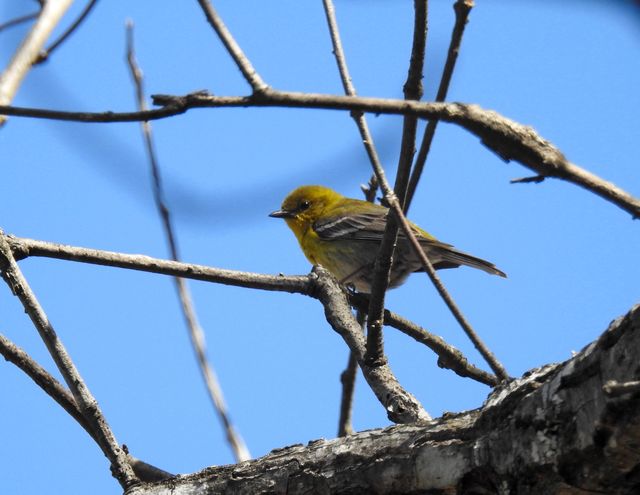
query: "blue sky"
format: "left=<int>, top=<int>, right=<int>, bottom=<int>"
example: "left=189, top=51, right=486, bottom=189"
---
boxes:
left=1, top=1, right=639, bottom=493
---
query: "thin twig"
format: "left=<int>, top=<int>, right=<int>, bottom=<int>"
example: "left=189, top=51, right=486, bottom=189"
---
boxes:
left=0, top=232, right=138, bottom=489
left=337, top=311, right=364, bottom=437
left=511, top=175, right=545, bottom=184
left=382, top=309, right=497, bottom=386
left=125, top=22, right=250, bottom=462
left=0, top=0, right=74, bottom=124
left=35, top=0, right=99, bottom=64
left=0, top=11, right=39, bottom=33
left=0, top=333, right=172, bottom=482
left=390, top=208, right=510, bottom=380
left=366, top=0, right=428, bottom=367
left=1, top=94, right=638, bottom=219
left=322, top=0, right=389, bottom=434
left=345, top=0, right=506, bottom=380
left=349, top=294, right=497, bottom=386
left=194, top=0, right=268, bottom=93
left=321, top=0, right=383, bottom=204
left=9, top=234, right=498, bottom=387
left=405, top=0, right=474, bottom=212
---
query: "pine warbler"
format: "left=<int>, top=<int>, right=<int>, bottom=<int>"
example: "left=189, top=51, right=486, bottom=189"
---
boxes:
left=270, top=185, right=506, bottom=293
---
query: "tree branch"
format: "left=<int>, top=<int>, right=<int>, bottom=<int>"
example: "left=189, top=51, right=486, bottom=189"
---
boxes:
left=321, top=0, right=392, bottom=431
left=377, top=306, right=497, bottom=387
left=0, top=0, right=74, bottom=125
left=0, top=232, right=138, bottom=489
left=405, top=0, right=474, bottom=211
left=337, top=311, right=364, bottom=437
left=0, top=11, right=39, bottom=33
left=0, top=333, right=172, bottom=482
left=603, top=380, right=640, bottom=397
left=8, top=234, right=312, bottom=292
left=366, top=0, right=428, bottom=367
left=311, top=267, right=430, bottom=423
left=7, top=235, right=443, bottom=422
left=125, top=21, right=250, bottom=463
left=35, top=0, right=99, bottom=64
left=194, top=0, right=268, bottom=93
left=127, top=303, right=640, bottom=494
left=1, top=93, right=638, bottom=219
left=8, top=234, right=498, bottom=388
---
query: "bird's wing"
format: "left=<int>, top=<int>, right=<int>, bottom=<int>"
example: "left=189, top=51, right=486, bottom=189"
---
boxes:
left=313, top=208, right=441, bottom=243
left=312, top=205, right=507, bottom=277
left=313, top=210, right=387, bottom=241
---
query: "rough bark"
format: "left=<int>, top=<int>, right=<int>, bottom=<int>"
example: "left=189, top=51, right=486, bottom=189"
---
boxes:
left=128, top=304, right=640, bottom=495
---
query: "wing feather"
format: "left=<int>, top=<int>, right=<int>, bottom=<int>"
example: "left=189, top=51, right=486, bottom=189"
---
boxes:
left=313, top=211, right=387, bottom=241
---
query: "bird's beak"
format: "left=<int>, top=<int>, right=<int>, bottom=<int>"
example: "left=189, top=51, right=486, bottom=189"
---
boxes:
left=269, top=209, right=295, bottom=219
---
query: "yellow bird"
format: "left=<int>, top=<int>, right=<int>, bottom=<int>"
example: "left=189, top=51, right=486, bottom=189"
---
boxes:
left=270, top=185, right=506, bottom=293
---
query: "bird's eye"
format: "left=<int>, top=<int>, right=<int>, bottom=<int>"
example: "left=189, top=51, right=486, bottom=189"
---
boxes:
left=299, top=200, right=311, bottom=211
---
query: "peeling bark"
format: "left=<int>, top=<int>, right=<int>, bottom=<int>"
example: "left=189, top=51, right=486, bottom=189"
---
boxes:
left=128, top=305, right=640, bottom=495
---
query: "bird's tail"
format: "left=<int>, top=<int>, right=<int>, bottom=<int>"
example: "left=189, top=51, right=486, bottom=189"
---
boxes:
left=419, top=240, right=507, bottom=278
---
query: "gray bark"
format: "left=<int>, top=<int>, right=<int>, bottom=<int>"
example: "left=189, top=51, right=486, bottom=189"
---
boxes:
left=128, top=304, right=640, bottom=495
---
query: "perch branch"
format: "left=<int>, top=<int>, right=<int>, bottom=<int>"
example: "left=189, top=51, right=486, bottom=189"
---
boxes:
left=312, top=267, right=430, bottom=423
left=8, top=234, right=498, bottom=387
left=189, top=0, right=505, bottom=380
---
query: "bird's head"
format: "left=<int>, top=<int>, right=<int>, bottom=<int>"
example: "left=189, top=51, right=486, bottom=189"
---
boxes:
left=269, top=185, right=342, bottom=241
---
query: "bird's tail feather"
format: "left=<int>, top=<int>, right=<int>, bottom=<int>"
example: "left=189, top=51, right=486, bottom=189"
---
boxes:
left=420, top=242, right=507, bottom=278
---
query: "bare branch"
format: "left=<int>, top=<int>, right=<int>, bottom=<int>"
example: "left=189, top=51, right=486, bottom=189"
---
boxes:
left=125, top=22, right=250, bottom=462
left=0, top=11, right=39, bottom=33
left=349, top=293, right=497, bottom=386
left=8, top=234, right=497, bottom=387
left=390, top=207, right=510, bottom=381
left=382, top=309, right=498, bottom=386
left=366, top=0, right=428, bottom=367
left=510, top=174, right=545, bottom=184
left=321, top=0, right=383, bottom=203
left=1, top=93, right=638, bottom=219
left=9, top=234, right=502, bottom=417
left=35, top=0, right=99, bottom=64
left=405, top=0, right=474, bottom=211
left=331, top=0, right=505, bottom=380
left=322, top=0, right=389, bottom=431
left=0, top=333, right=172, bottom=482
left=312, top=267, right=430, bottom=423
left=0, top=232, right=138, bottom=489
left=337, top=311, right=364, bottom=437
left=195, top=0, right=268, bottom=93
left=0, top=0, right=74, bottom=124
left=9, top=236, right=430, bottom=422
left=337, top=350, right=359, bottom=436
left=126, top=302, right=640, bottom=494
left=8, top=235, right=311, bottom=293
